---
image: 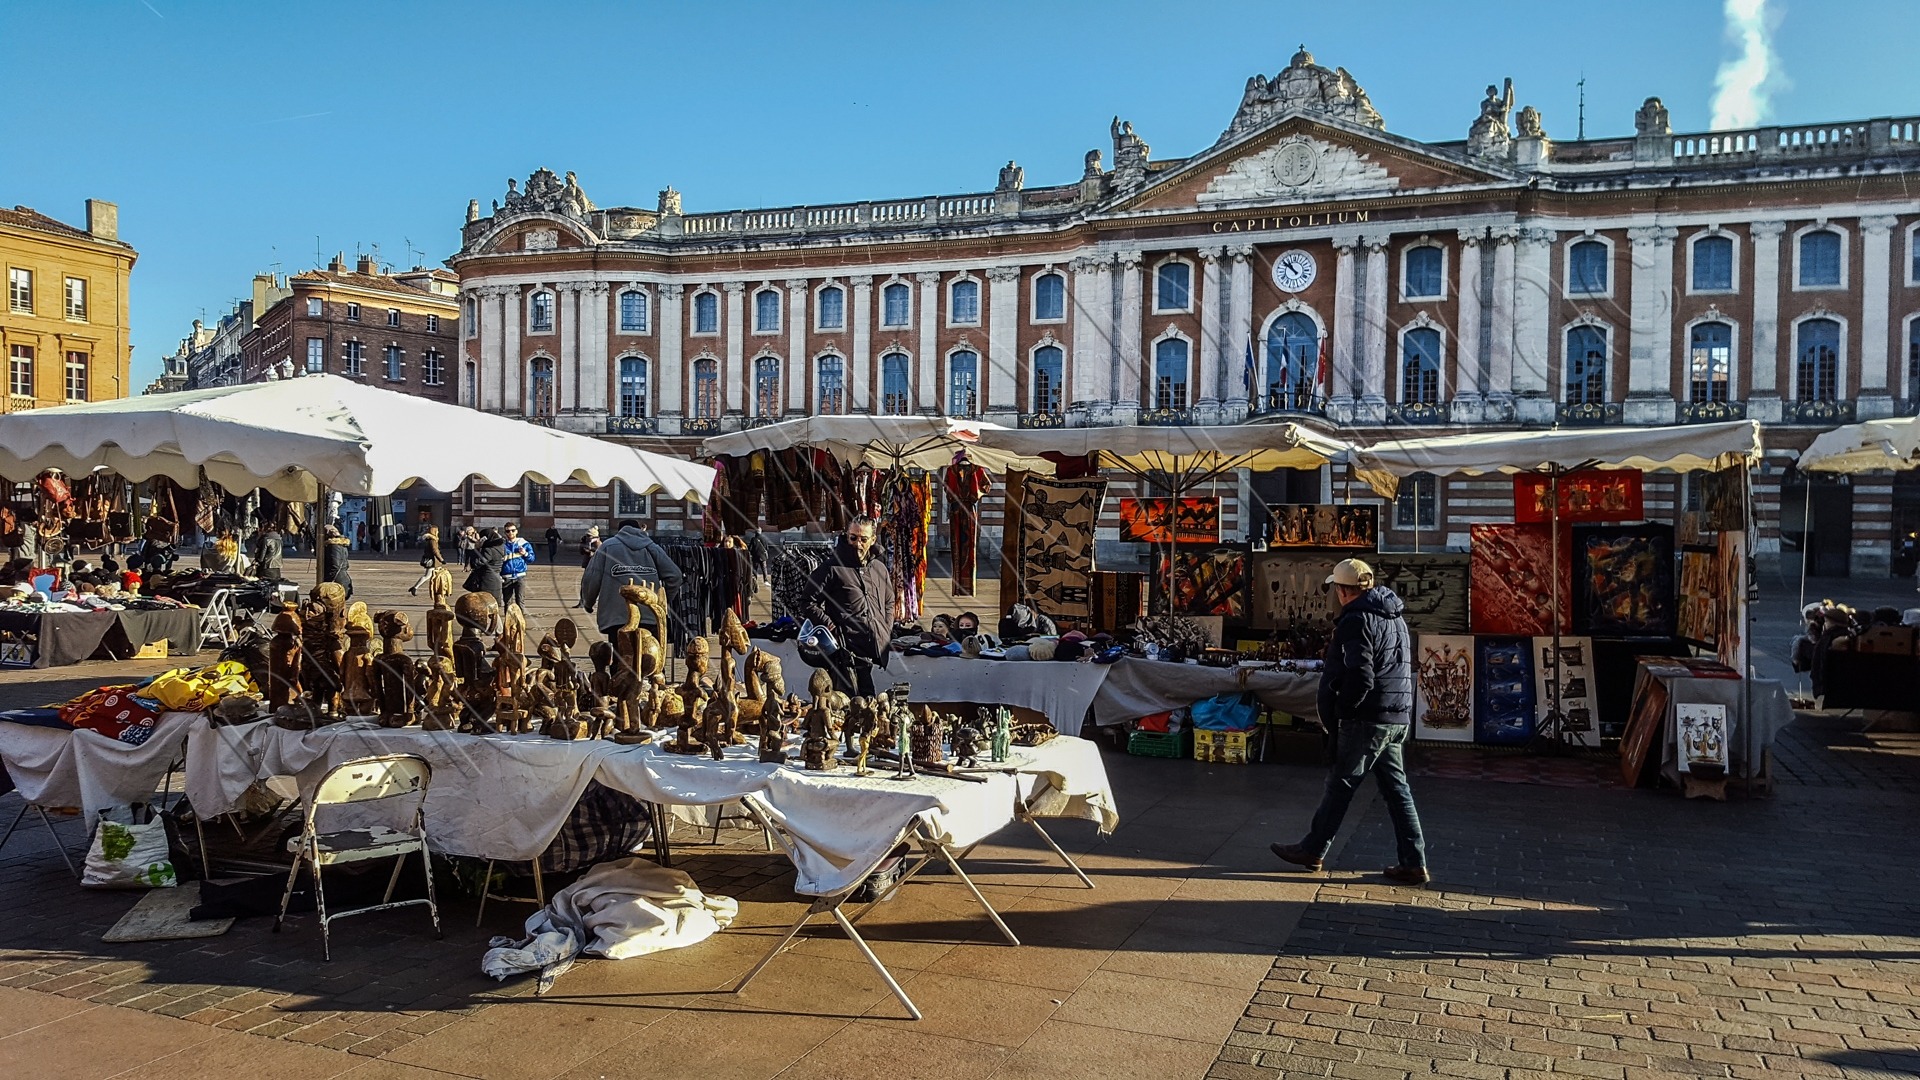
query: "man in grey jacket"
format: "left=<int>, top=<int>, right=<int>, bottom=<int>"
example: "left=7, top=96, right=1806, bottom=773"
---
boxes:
left=579, top=519, right=683, bottom=638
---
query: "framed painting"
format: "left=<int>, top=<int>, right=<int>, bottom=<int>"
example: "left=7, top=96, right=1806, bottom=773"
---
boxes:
left=1373, top=553, right=1470, bottom=634
left=1118, top=497, right=1220, bottom=544
left=1572, top=523, right=1676, bottom=637
left=1153, top=547, right=1247, bottom=618
left=1474, top=635, right=1537, bottom=746
left=1676, top=545, right=1718, bottom=648
left=1676, top=703, right=1729, bottom=773
left=1269, top=504, right=1377, bottom=549
left=1513, top=469, right=1644, bottom=524
left=1413, top=634, right=1475, bottom=742
left=1532, top=635, right=1601, bottom=748
left=1468, top=523, right=1570, bottom=636
left=1248, top=550, right=1341, bottom=632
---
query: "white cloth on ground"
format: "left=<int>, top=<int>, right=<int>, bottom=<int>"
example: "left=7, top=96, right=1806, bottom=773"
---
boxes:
left=0, top=713, right=196, bottom=820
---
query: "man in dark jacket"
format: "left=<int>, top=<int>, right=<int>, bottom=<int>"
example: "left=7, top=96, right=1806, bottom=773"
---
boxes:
left=579, top=519, right=683, bottom=638
left=799, top=516, right=893, bottom=696
left=1272, top=558, right=1429, bottom=885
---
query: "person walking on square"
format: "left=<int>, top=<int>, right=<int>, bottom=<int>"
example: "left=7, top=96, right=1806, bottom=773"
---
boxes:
left=544, top=525, right=562, bottom=563
left=409, top=525, right=443, bottom=596
left=500, top=522, right=535, bottom=610
left=1271, top=558, right=1428, bottom=885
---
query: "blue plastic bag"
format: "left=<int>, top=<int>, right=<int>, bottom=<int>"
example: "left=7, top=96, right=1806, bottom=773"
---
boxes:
left=1189, top=692, right=1258, bottom=731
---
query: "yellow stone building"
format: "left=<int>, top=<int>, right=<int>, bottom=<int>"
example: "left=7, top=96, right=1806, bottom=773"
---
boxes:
left=0, top=199, right=137, bottom=408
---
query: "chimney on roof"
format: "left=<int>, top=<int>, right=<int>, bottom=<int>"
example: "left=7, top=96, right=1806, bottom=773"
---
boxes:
left=329, top=251, right=347, bottom=272
left=85, top=199, right=118, bottom=241
left=356, top=254, right=377, bottom=275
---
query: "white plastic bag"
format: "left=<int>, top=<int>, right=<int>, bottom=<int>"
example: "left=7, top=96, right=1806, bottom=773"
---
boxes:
left=82, top=814, right=177, bottom=889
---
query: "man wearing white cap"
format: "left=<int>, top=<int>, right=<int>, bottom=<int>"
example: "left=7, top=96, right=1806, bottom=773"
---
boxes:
left=1271, top=557, right=1429, bottom=885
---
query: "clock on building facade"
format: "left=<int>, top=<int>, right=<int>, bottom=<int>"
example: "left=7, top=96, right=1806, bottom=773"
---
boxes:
left=1272, top=249, right=1317, bottom=293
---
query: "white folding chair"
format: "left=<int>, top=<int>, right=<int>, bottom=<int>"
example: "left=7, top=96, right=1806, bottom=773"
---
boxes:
left=0, top=798, right=82, bottom=878
left=199, top=588, right=237, bottom=649
left=274, top=753, right=442, bottom=960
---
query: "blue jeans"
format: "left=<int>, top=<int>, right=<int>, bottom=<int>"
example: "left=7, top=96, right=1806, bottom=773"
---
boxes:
left=1300, top=721, right=1426, bottom=869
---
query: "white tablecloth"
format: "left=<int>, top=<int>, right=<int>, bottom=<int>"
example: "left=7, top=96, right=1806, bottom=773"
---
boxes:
left=1091, top=657, right=1323, bottom=726
left=1654, top=674, right=1793, bottom=783
left=759, top=640, right=1110, bottom=736
left=0, top=713, right=197, bottom=821
left=185, top=719, right=1117, bottom=897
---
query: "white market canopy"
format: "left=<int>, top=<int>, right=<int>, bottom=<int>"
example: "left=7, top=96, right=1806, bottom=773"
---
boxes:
left=1797, top=415, right=1920, bottom=474
left=0, top=374, right=716, bottom=503
left=981, top=420, right=1354, bottom=481
left=701, top=415, right=1052, bottom=475
left=1350, top=419, right=1764, bottom=497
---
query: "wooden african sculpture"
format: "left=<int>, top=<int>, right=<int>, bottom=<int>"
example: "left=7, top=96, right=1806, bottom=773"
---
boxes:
left=451, top=591, right=499, bottom=730
left=372, top=610, right=419, bottom=727
left=492, top=603, right=529, bottom=734
left=338, top=602, right=379, bottom=719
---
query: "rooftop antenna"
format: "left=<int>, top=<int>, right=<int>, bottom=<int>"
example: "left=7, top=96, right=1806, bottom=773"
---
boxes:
left=314, top=235, right=323, bottom=267
left=1576, top=73, right=1586, bottom=141
left=370, top=242, right=382, bottom=270
left=405, top=237, right=424, bottom=267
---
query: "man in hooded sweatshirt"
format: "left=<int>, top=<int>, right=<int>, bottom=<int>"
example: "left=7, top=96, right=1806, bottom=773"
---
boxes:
left=579, top=518, right=683, bottom=640
left=1271, top=558, right=1429, bottom=885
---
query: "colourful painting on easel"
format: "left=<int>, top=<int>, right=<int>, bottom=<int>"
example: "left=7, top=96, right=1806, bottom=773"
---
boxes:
left=1269, top=504, right=1376, bottom=548
left=1468, top=523, right=1570, bottom=636
left=1118, top=497, right=1220, bottom=544
left=1413, top=634, right=1475, bottom=742
left=1474, top=635, right=1537, bottom=746
left=1572, top=523, right=1676, bottom=637
left=1153, top=547, right=1247, bottom=618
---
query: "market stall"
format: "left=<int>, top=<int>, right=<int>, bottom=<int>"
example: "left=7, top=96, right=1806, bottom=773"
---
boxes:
left=0, top=605, right=201, bottom=669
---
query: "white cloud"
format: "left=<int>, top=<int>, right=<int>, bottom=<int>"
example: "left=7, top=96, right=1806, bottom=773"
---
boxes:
left=1711, top=0, right=1784, bottom=129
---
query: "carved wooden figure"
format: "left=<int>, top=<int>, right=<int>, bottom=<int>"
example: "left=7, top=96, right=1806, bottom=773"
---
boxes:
left=298, top=584, right=349, bottom=720
left=802, top=697, right=836, bottom=771
left=612, top=582, right=666, bottom=686
left=951, top=723, right=982, bottom=768
left=372, top=610, right=418, bottom=727
left=265, top=606, right=303, bottom=712
left=338, top=609, right=378, bottom=719
left=424, top=567, right=456, bottom=664
left=451, top=591, right=499, bottom=729
left=491, top=603, right=529, bottom=733
left=416, top=655, right=460, bottom=731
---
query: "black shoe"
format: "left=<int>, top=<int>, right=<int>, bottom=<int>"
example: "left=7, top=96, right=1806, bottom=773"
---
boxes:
left=408, top=587, right=417, bottom=596
left=1382, top=864, right=1430, bottom=886
left=1269, top=843, right=1324, bottom=872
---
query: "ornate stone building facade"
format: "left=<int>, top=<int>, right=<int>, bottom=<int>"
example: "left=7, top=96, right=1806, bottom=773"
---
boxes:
left=451, top=50, right=1920, bottom=574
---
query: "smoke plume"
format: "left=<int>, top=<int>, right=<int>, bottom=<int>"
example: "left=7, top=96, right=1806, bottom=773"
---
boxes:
left=1710, top=0, right=1781, bottom=129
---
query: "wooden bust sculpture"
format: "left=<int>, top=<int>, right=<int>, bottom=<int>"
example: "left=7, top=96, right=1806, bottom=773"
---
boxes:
left=338, top=602, right=379, bottom=719
left=492, top=603, right=529, bottom=733
left=372, top=610, right=419, bottom=727
left=298, top=583, right=349, bottom=722
left=451, top=590, right=499, bottom=729
left=266, top=605, right=304, bottom=716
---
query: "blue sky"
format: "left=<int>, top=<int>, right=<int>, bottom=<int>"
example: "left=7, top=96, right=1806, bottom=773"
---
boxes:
left=3, top=0, right=1912, bottom=389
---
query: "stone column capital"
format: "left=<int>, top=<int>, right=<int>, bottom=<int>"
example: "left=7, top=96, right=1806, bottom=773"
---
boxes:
left=1628, top=225, right=1679, bottom=247
left=914, top=271, right=943, bottom=286
left=721, top=281, right=746, bottom=295
left=785, top=278, right=810, bottom=293
left=849, top=275, right=874, bottom=289
left=658, top=283, right=685, bottom=300
left=1749, top=220, right=1787, bottom=240
left=1227, top=244, right=1255, bottom=262
left=1862, top=214, right=1901, bottom=234
left=1360, top=233, right=1392, bottom=254
left=1456, top=228, right=1486, bottom=247
left=1197, top=246, right=1225, bottom=262
left=1487, top=225, right=1522, bottom=244
left=1117, top=250, right=1144, bottom=269
left=985, top=265, right=1022, bottom=283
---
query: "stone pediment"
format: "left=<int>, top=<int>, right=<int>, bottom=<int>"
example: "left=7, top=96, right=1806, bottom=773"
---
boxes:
left=1196, top=134, right=1398, bottom=204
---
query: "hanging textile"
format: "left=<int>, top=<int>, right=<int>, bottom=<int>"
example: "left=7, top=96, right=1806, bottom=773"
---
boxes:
left=851, top=465, right=882, bottom=522
left=809, top=451, right=851, bottom=532
left=767, top=541, right=835, bottom=620
left=766, top=449, right=811, bottom=531
left=654, top=537, right=716, bottom=647
left=943, top=459, right=991, bottom=597
left=882, top=472, right=932, bottom=622
left=705, top=458, right=733, bottom=543
left=1013, top=475, right=1108, bottom=621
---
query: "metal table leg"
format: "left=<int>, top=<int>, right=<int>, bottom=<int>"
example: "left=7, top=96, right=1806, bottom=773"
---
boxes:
left=1022, top=814, right=1096, bottom=889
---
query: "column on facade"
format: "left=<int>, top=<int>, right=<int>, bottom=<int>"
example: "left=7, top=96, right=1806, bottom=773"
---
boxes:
left=497, top=285, right=522, bottom=413
left=985, top=266, right=1020, bottom=413
left=1486, top=228, right=1518, bottom=402
left=786, top=278, right=809, bottom=414
left=1197, top=248, right=1224, bottom=408
left=1359, top=234, right=1390, bottom=416
left=916, top=271, right=941, bottom=412
left=1330, top=239, right=1358, bottom=405
left=1069, top=254, right=1112, bottom=408
left=1452, top=232, right=1484, bottom=407
left=1748, top=221, right=1785, bottom=415
left=558, top=284, right=581, bottom=411
left=1510, top=228, right=1555, bottom=419
left=658, top=284, right=684, bottom=418
left=1626, top=225, right=1679, bottom=422
left=1226, top=246, right=1254, bottom=411
left=849, top=276, right=872, bottom=412
left=1116, top=252, right=1144, bottom=408
left=477, top=287, right=503, bottom=412
left=722, top=282, right=745, bottom=413
left=1861, top=215, right=1900, bottom=407
left=585, top=283, right=609, bottom=414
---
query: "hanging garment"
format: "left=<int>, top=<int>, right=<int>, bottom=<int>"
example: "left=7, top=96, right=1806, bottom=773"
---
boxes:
left=943, top=462, right=991, bottom=597
left=767, top=542, right=834, bottom=620
left=881, top=472, right=932, bottom=622
left=704, top=459, right=732, bottom=543
left=766, top=449, right=811, bottom=531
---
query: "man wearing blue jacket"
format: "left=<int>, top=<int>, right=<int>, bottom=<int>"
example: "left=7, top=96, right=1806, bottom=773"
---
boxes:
left=1271, top=558, right=1429, bottom=885
left=501, top=522, right=535, bottom=610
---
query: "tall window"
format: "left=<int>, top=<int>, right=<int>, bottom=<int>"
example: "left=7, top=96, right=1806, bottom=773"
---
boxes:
left=881, top=352, right=911, bottom=414
left=1154, top=262, right=1191, bottom=312
left=306, top=337, right=325, bottom=373
left=1401, top=328, right=1441, bottom=403
left=63, top=352, right=87, bottom=402
left=463, top=296, right=476, bottom=333
left=817, top=285, right=845, bottom=330
left=948, top=351, right=979, bottom=417
left=693, top=358, right=719, bottom=417
left=1033, top=272, right=1065, bottom=321
left=692, top=291, right=718, bottom=333
left=1796, top=318, right=1841, bottom=402
left=753, top=356, right=781, bottom=416
left=753, top=289, right=780, bottom=332
left=619, top=289, right=648, bottom=332
left=343, top=340, right=365, bottom=376
left=525, top=478, right=553, bottom=514
left=817, top=355, right=845, bottom=414
left=1264, top=312, right=1318, bottom=410
left=386, top=308, right=401, bottom=328
left=1032, top=345, right=1063, bottom=415
left=427, top=314, right=440, bottom=333
left=949, top=280, right=980, bottom=324
left=463, top=361, right=477, bottom=408
left=1152, top=339, right=1190, bottom=410
left=881, top=282, right=910, bottom=328
left=7, top=268, right=30, bottom=313
left=384, top=344, right=403, bottom=381
left=311, top=297, right=326, bottom=318
left=7, top=345, right=30, bottom=397
left=422, top=350, right=444, bottom=386
left=1799, top=230, right=1842, bottom=288
left=1569, top=240, right=1609, bottom=295
left=615, top=480, right=645, bottom=517
left=1404, top=247, right=1443, bottom=299
left=528, top=357, right=556, bottom=417
left=1909, top=319, right=1920, bottom=402
left=346, top=302, right=361, bottom=321
left=63, top=276, right=87, bottom=320
left=1689, top=322, right=1732, bottom=402
left=618, top=356, right=647, bottom=417
left=1565, top=326, right=1608, bottom=404
left=1394, top=473, right=1438, bottom=530
left=1693, top=235, right=1734, bottom=291
left=529, top=290, right=553, bottom=332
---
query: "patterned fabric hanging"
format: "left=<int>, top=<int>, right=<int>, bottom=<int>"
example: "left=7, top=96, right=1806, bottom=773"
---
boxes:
left=881, top=471, right=932, bottom=622
left=944, top=460, right=990, bottom=597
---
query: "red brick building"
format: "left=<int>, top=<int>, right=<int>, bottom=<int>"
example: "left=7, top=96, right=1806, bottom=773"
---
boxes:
left=241, top=254, right=459, bottom=398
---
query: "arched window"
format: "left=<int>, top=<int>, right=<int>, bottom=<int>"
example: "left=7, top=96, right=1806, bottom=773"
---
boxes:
left=692, top=358, right=719, bottom=417
left=1154, top=262, right=1191, bottom=312
left=949, top=280, right=980, bottom=325
left=881, top=283, right=911, bottom=328
left=1796, top=318, right=1841, bottom=401
left=1689, top=323, right=1732, bottom=402
left=1799, top=231, right=1842, bottom=288
left=1569, top=240, right=1608, bottom=295
left=617, top=356, right=648, bottom=417
left=817, top=355, right=845, bottom=414
left=1404, top=247, right=1443, bottom=299
left=1693, top=236, right=1734, bottom=291
left=817, top=286, right=844, bottom=330
left=1033, top=273, right=1065, bottom=321
left=753, top=356, right=781, bottom=416
left=1032, top=345, right=1063, bottom=415
left=753, top=289, right=781, bottom=333
left=692, top=291, right=718, bottom=334
left=618, top=289, right=648, bottom=332
left=881, top=353, right=911, bottom=414
left=528, top=356, right=555, bottom=417
left=1263, top=312, right=1319, bottom=411
left=529, top=290, right=555, bottom=332
left=1565, top=326, right=1608, bottom=404
left=1402, top=328, right=1441, bottom=404
left=1152, top=339, right=1190, bottom=410
left=462, top=360, right=477, bottom=408
left=948, top=351, right=979, bottom=417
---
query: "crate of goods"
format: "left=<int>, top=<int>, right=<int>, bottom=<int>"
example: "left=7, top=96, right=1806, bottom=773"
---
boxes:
left=1194, top=728, right=1256, bottom=764
left=1127, top=726, right=1193, bottom=758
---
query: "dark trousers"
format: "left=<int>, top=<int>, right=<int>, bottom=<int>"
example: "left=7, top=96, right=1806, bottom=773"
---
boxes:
left=1301, top=721, right=1426, bottom=869
left=502, top=576, right=524, bottom=610
left=822, top=651, right=875, bottom=698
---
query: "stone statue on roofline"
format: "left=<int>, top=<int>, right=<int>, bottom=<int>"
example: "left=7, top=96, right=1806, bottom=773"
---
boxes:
left=1467, top=78, right=1515, bottom=160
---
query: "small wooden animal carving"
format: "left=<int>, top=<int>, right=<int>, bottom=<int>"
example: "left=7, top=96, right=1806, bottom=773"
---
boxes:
left=612, top=582, right=666, bottom=684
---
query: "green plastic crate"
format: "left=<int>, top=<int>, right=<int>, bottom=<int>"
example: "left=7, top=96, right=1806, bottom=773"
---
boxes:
left=1127, top=728, right=1193, bottom=758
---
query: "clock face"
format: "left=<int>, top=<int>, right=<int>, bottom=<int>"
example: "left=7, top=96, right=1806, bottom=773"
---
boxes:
left=1272, top=249, right=1317, bottom=293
